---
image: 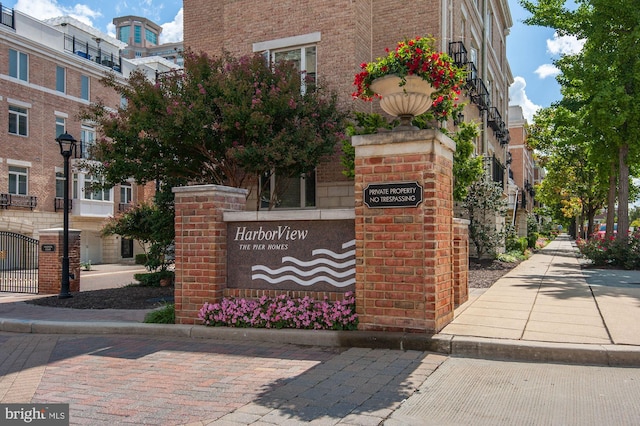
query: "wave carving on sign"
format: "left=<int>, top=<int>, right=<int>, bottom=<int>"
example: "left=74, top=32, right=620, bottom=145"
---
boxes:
left=251, top=240, right=356, bottom=287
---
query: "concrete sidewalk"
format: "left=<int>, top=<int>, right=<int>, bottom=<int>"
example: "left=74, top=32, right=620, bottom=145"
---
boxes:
left=437, top=234, right=640, bottom=365
left=1, top=236, right=639, bottom=366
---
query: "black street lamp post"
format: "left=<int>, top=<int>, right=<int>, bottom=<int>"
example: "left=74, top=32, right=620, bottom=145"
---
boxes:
left=56, top=132, right=77, bottom=299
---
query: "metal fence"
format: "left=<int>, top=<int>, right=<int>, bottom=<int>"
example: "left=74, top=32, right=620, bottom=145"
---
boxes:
left=0, top=231, right=38, bottom=293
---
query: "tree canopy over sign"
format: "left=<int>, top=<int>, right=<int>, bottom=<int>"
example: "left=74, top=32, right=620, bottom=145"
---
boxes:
left=83, top=50, right=347, bottom=268
left=82, top=50, right=348, bottom=207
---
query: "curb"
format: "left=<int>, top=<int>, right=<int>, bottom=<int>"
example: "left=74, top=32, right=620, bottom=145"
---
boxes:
left=436, top=335, right=640, bottom=367
left=1, top=318, right=639, bottom=367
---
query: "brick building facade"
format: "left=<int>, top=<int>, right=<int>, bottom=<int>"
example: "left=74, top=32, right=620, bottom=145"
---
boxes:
left=0, top=10, right=176, bottom=264
left=507, top=105, right=539, bottom=236
left=183, top=0, right=514, bottom=210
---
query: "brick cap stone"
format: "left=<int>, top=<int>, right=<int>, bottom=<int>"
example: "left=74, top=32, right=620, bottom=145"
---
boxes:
left=351, top=128, right=456, bottom=160
left=454, top=218, right=470, bottom=225
left=352, top=128, right=455, bottom=149
left=38, top=228, right=81, bottom=235
left=172, top=184, right=249, bottom=196
left=224, top=208, right=355, bottom=222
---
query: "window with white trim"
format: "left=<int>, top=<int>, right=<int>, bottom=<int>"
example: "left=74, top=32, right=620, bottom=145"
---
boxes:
left=55, top=171, right=65, bottom=198
left=9, top=49, right=28, bottom=82
left=56, top=66, right=66, bottom=93
left=260, top=170, right=316, bottom=209
left=120, top=183, right=132, bottom=204
left=81, top=75, right=90, bottom=101
left=8, top=166, right=28, bottom=195
left=8, top=105, right=27, bottom=136
left=55, top=117, right=65, bottom=139
left=82, top=174, right=111, bottom=201
left=272, top=45, right=317, bottom=93
left=253, top=33, right=320, bottom=209
left=254, top=32, right=320, bottom=94
left=80, top=125, right=96, bottom=159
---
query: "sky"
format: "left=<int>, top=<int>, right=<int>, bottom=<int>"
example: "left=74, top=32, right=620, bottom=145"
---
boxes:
left=6, top=0, right=584, bottom=123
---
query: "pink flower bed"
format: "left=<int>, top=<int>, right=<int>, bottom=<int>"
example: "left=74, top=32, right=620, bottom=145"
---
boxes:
left=198, top=292, right=358, bottom=330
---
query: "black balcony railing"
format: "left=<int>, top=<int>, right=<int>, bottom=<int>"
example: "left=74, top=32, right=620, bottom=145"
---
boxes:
left=487, top=107, right=502, bottom=131
left=118, top=202, right=133, bottom=212
left=448, top=41, right=468, bottom=67
left=471, top=78, right=490, bottom=111
left=63, top=34, right=122, bottom=73
left=484, top=155, right=505, bottom=188
left=0, top=3, right=14, bottom=29
left=73, top=140, right=96, bottom=160
left=465, top=61, right=479, bottom=89
left=0, top=193, right=37, bottom=210
left=54, top=197, right=73, bottom=212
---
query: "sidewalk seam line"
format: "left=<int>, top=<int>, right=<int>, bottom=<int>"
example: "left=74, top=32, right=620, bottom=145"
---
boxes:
left=519, top=254, right=549, bottom=341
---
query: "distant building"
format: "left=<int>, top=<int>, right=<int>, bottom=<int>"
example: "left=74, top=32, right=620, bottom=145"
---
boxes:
left=114, top=15, right=183, bottom=66
left=507, top=105, right=542, bottom=236
left=0, top=8, right=178, bottom=264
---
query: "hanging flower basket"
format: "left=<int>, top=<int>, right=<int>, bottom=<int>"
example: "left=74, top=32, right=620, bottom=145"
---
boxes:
left=352, top=36, right=465, bottom=126
left=369, top=74, right=436, bottom=130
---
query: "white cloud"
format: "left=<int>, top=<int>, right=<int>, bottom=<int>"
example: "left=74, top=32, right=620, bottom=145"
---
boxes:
left=534, top=63, right=561, bottom=79
left=14, top=0, right=101, bottom=26
left=161, top=8, right=183, bottom=43
left=509, top=76, right=541, bottom=122
left=547, top=32, right=585, bottom=56
left=106, top=22, right=116, bottom=39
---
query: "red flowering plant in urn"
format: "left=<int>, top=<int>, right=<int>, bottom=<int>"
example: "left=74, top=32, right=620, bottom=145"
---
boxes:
left=352, top=36, right=465, bottom=129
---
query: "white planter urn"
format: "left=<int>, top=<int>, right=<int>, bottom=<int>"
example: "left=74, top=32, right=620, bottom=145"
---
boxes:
left=370, top=74, right=435, bottom=130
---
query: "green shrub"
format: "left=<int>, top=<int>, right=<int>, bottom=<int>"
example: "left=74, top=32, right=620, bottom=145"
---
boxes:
left=527, top=232, right=539, bottom=249
left=497, top=250, right=528, bottom=262
left=134, top=270, right=174, bottom=287
left=135, top=253, right=147, bottom=265
left=505, top=233, right=528, bottom=255
left=577, top=232, right=640, bottom=269
left=144, top=304, right=175, bottom=324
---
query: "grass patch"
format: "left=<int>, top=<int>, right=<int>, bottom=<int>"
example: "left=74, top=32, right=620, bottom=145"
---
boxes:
left=144, top=303, right=175, bottom=324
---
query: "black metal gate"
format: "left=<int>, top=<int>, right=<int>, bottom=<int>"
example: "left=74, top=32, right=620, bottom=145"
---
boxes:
left=0, top=231, right=38, bottom=293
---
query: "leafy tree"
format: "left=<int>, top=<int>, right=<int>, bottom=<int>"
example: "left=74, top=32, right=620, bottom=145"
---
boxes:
left=101, top=180, right=177, bottom=271
left=521, top=0, right=640, bottom=240
left=450, top=122, right=483, bottom=201
left=462, top=173, right=508, bottom=259
left=82, top=50, right=347, bottom=262
left=527, top=105, right=607, bottom=238
left=340, top=112, right=396, bottom=179
left=82, top=50, right=348, bottom=208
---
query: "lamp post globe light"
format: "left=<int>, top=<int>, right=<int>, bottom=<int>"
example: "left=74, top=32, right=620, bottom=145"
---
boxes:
left=56, top=132, right=77, bottom=299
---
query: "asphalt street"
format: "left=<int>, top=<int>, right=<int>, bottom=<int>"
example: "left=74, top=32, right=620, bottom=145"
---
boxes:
left=1, top=332, right=640, bottom=425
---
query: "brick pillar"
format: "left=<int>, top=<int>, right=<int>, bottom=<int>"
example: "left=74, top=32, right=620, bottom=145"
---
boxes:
left=352, top=129, right=455, bottom=333
left=173, top=184, right=248, bottom=324
left=453, top=218, right=470, bottom=307
left=38, top=228, right=81, bottom=295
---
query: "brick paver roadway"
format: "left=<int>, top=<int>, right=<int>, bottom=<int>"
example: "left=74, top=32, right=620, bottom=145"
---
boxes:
left=0, top=332, right=446, bottom=425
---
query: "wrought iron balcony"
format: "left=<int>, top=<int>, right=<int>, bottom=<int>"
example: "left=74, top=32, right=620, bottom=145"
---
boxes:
left=73, top=140, right=97, bottom=160
left=0, top=193, right=37, bottom=210
left=63, top=34, right=122, bottom=73
left=118, top=202, right=133, bottom=212
left=487, top=107, right=502, bottom=131
left=448, top=41, right=468, bottom=67
left=484, top=155, right=505, bottom=188
left=470, top=78, right=490, bottom=111
left=54, top=197, right=73, bottom=212
left=464, top=62, right=479, bottom=90
left=0, top=3, right=14, bottom=29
